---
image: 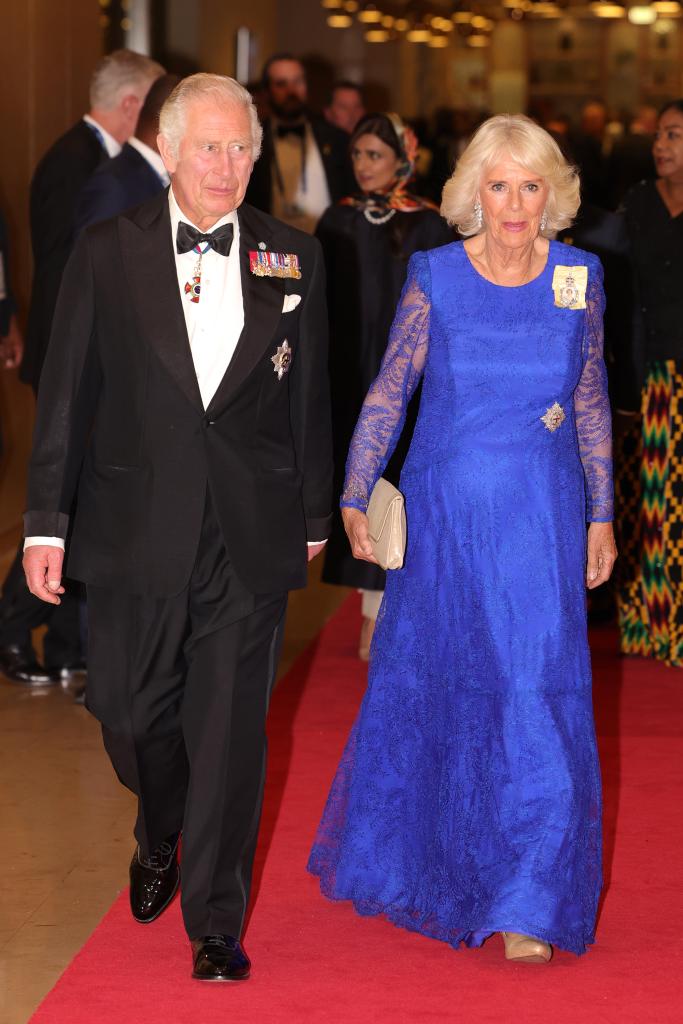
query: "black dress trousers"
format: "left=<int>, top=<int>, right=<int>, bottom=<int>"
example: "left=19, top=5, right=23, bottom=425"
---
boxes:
left=85, top=492, right=287, bottom=939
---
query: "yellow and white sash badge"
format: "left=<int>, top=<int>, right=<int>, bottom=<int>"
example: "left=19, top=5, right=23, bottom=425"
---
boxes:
left=552, top=265, right=588, bottom=310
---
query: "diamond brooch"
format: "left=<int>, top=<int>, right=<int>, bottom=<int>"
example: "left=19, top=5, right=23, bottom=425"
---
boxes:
left=541, top=402, right=566, bottom=432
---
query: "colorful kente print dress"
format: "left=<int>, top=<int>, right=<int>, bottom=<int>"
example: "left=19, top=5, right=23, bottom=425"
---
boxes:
left=617, top=181, right=683, bottom=666
left=308, top=241, right=612, bottom=956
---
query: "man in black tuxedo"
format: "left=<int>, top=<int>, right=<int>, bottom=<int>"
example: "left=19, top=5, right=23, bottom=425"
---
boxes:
left=23, top=74, right=332, bottom=982
left=245, top=54, right=354, bottom=233
left=75, top=73, right=180, bottom=233
left=0, top=49, right=163, bottom=689
left=21, top=49, right=164, bottom=392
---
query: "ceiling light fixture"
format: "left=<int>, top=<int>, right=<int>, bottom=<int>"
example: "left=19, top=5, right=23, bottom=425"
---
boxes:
left=532, top=2, right=561, bottom=15
left=358, top=3, right=383, bottom=22
left=327, top=12, right=353, bottom=26
left=628, top=4, right=657, bottom=21
left=590, top=1, right=626, bottom=15
left=406, top=22, right=432, bottom=41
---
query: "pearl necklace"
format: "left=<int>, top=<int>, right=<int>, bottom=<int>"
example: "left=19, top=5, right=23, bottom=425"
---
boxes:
left=363, top=205, right=397, bottom=225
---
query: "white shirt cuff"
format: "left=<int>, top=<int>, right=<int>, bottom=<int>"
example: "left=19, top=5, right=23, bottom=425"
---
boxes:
left=24, top=536, right=65, bottom=551
left=307, top=540, right=327, bottom=546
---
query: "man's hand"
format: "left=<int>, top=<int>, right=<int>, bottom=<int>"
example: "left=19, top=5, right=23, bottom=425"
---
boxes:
left=307, top=542, right=326, bottom=562
left=586, top=522, right=617, bottom=589
left=23, top=545, right=65, bottom=604
left=0, top=316, right=24, bottom=369
left=342, top=507, right=378, bottom=564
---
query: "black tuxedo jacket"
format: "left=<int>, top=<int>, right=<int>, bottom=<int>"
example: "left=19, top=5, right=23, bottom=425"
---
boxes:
left=21, top=119, right=108, bottom=390
left=25, top=193, right=333, bottom=597
left=75, top=143, right=166, bottom=234
left=245, top=116, right=355, bottom=215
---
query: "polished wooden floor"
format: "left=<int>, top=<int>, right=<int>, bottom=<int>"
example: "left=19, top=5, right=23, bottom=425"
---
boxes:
left=0, top=549, right=348, bottom=1024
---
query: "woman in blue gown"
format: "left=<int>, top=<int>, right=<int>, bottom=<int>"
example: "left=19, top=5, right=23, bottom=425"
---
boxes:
left=308, top=115, right=617, bottom=963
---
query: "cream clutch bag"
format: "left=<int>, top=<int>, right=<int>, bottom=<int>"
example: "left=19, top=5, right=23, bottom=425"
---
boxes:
left=366, top=478, right=406, bottom=570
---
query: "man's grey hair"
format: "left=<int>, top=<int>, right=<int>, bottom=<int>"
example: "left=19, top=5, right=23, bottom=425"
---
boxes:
left=90, top=49, right=164, bottom=110
left=159, top=73, right=263, bottom=162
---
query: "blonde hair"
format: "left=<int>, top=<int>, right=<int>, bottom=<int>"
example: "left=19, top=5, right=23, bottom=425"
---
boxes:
left=89, top=49, right=164, bottom=110
left=159, top=73, right=263, bottom=161
left=440, top=114, right=580, bottom=238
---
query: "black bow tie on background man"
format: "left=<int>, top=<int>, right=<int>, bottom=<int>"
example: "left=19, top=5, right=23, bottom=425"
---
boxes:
left=275, top=122, right=306, bottom=140
left=176, top=221, right=234, bottom=257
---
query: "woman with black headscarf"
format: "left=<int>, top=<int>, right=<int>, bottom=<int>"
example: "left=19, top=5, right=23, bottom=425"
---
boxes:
left=317, top=113, right=452, bottom=657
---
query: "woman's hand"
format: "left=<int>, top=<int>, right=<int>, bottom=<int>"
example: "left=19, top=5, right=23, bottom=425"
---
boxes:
left=342, top=507, right=379, bottom=564
left=586, top=522, right=617, bottom=589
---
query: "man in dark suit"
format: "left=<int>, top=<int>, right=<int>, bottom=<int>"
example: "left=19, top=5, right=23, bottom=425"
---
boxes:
left=0, top=207, right=22, bottom=460
left=245, top=54, right=354, bottom=233
left=324, top=80, right=366, bottom=136
left=23, top=74, right=332, bottom=982
left=21, top=49, right=164, bottom=392
left=75, top=74, right=180, bottom=233
left=0, top=49, right=163, bottom=688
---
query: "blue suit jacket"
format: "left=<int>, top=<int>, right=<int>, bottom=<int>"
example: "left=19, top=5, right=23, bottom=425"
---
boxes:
left=75, top=143, right=166, bottom=233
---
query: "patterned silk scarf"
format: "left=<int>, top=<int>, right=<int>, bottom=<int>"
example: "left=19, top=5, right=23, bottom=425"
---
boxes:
left=340, top=113, right=439, bottom=223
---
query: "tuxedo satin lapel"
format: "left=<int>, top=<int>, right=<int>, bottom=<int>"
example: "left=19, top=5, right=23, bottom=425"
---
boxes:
left=206, top=204, right=284, bottom=416
left=119, top=197, right=203, bottom=412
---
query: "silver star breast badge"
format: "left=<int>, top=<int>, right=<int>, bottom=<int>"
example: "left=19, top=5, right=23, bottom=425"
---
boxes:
left=272, top=340, right=292, bottom=381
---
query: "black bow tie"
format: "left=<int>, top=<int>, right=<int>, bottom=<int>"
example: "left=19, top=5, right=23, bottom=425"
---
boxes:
left=176, top=221, right=234, bottom=257
left=275, top=122, right=306, bottom=140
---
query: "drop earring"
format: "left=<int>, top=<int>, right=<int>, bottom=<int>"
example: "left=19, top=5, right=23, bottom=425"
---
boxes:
left=474, top=198, right=483, bottom=230
left=540, top=210, right=548, bottom=232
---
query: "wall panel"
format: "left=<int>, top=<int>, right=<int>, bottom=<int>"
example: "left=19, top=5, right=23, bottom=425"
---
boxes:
left=0, top=0, right=102, bottom=535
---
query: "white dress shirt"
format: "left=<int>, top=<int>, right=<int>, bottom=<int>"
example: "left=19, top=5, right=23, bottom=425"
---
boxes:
left=169, top=189, right=243, bottom=410
left=271, top=122, right=331, bottom=235
left=127, top=136, right=170, bottom=186
left=83, top=115, right=121, bottom=158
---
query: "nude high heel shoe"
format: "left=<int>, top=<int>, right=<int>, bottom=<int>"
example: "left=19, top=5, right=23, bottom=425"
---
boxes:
left=501, top=931, right=553, bottom=964
left=358, top=616, right=375, bottom=661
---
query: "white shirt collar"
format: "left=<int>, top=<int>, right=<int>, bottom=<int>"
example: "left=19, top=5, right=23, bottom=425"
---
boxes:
left=168, top=187, right=238, bottom=237
left=127, top=136, right=169, bottom=184
left=83, top=114, right=121, bottom=158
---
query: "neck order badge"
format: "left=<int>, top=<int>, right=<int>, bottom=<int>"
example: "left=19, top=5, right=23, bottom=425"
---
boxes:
left=176, top=221, right=235, bottom=304
left=184, top=242, right=210, bottom=303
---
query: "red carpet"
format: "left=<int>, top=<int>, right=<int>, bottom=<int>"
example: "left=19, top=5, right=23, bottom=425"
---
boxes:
left=31, top=596, right=683, bottom=1023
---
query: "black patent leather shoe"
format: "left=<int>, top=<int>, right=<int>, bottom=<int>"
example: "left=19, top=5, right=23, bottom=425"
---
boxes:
left=46, top=659, right=87, bottom=685
left=0, top=644, right=56, bottom=686
left=129, top=832, right=180, bottom=923
left=191, top=935, right=251, bottom=982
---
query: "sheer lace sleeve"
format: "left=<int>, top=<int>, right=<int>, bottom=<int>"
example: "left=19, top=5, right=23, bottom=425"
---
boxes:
left=341, top=252, right=431, bottom=512
left=574, top=260, right=613, bottom=522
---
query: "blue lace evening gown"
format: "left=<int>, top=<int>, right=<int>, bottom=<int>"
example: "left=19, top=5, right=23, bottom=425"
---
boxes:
left=308, top=240, right=613, bottom=956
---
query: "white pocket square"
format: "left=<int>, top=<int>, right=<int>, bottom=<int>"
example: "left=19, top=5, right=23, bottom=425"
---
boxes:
left=282, top=293, right=301, bottom=313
